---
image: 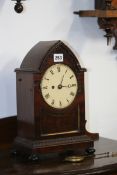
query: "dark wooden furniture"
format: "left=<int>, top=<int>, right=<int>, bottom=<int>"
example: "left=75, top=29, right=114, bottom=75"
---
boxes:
left=0, top=116, right=117, bottom=175
left=74, top=0, right=117, bottom=49
left=0, top=116, right=17, bottom=148
left=14, top=40, right=98, bottom=160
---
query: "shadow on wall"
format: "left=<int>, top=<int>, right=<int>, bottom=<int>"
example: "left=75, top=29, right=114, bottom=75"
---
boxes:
left=0, top=58, right=20, bottom=116
left=0, top=0, right=6, bottom=11
left=67, top=0, right=103, bottom=53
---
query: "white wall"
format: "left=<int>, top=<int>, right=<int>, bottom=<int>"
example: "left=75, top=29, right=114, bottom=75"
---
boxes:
left=0, top=0, right=117, bottom=140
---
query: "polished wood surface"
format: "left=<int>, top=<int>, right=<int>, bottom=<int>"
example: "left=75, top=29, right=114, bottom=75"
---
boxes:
left=0, top=116, right=17, bottom=147
left=0, top=116, right=117, bottom=174
left=0, top=137, right=117, bottom=174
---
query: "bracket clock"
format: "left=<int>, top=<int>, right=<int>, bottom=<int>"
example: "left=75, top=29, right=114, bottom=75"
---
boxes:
left=14, top=40, right=98, bottom=160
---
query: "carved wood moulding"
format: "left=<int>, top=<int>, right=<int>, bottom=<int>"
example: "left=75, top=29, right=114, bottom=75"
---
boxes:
left=74, top=0, right=117, bottom=50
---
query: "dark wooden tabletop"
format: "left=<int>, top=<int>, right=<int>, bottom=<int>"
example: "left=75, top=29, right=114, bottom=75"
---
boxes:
left=1, top=137, right=117, bottom=175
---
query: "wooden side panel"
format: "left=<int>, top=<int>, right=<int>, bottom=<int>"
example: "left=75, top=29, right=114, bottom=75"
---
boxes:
left=16, top=72, right=35, bottom=139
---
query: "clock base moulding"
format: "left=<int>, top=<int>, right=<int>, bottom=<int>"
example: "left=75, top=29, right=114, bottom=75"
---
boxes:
left=13, top=135, right=95, bottom=160
left=14, top=40, right=99, bottom=160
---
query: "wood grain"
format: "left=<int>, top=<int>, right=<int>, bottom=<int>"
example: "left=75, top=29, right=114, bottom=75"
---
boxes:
left=0, top=137, right=117, bottom=174
left=0, top=116, right=17, bottom=148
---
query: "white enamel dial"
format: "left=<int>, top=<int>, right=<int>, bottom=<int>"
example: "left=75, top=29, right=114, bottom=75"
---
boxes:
left=40, top=64, right=78, bottom=109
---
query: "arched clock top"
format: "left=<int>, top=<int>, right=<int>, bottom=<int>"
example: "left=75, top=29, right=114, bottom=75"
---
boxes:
left=17, top=40, right=85, bottom=72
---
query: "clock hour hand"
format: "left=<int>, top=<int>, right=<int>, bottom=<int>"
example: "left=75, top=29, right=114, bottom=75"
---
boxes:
left=58, top=84, right=76, bottom=89
left=62, top=84, right=76, bottom=88
left=61, top=85, right=69, bottom=88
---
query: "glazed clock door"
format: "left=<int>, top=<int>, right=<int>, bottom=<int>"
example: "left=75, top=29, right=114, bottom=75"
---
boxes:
left=36, top=63, right=80, bottom=138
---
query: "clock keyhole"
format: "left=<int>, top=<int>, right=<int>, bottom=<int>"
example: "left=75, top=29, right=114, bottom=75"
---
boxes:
left=52, top=86, right=55, bottom=89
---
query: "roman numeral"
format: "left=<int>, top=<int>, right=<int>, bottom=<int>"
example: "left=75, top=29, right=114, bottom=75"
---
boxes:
left=51, top=99, right=55, bottom=105
left=70, top=75, right=74, bottom=79
left=50, top=70, right=54, bottom=75
left=45, top=93, right=50, bottom=99
left=42, top=86, right=48, bottom=90
left=59, top=101, right=62, bottom=107
left=44, top=78, right=49, bottom=81
left=57, top=66, right=60, bottom=72
left=70, top=92, right=75, bottom=96
left=71, top=84, right=76, bottom=87
left=65, top=69, right=68, bottom=74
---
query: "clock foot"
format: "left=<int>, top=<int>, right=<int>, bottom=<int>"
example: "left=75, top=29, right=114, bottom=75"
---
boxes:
left=11, top=149, right=20, bottom=157
left=11, top=149, right=40, bottom=162
left=85, top=147, right=95, bottom=155
left=28, top=154, right=40, bottom=162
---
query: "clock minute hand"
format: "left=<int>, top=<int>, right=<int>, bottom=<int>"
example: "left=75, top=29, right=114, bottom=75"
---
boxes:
left=60, top=69, right=68, bottom=85
left=60, top=74, right=65, bottom=85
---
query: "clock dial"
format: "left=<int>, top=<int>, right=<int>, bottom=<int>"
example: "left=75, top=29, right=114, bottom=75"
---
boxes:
left=40, top=64, right=78, bottom=109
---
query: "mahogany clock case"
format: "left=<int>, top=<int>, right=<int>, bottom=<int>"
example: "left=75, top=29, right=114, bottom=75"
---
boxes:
left=14, top=40, right=98, bottom=157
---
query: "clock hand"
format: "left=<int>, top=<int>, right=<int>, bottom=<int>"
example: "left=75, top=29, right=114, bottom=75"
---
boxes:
left=62, top=84, right=75, bottom=88
left=60, top=69, right=68, bottom=85
left=58, top=84, right=75, bottom=89
left=62, top=85, right=71, bottom=88
left=60, top=75, right=65, bottom=85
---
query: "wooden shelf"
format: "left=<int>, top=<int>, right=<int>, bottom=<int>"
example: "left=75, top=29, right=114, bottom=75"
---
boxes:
left=74, top=10, right=117, bottom=18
